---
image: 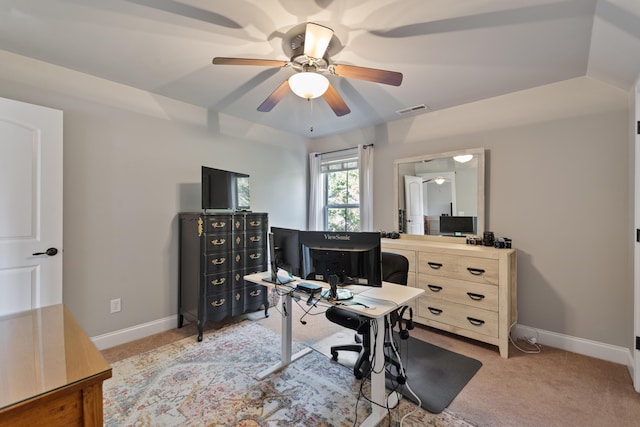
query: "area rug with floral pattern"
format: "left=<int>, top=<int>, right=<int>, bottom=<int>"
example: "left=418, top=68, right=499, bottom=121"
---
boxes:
left=103, top=320, right=475, bottom=426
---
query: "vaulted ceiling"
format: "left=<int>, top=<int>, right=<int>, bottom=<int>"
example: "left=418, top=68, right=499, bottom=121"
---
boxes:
left=0, top=0, right=638, bottom=138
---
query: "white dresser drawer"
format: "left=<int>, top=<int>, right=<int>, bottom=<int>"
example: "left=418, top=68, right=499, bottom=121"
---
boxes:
left=418, top=251, right=499, bottom=285
left=418, top=274, right=498, bottom=311
left=417, top=298, right=499, bottom=337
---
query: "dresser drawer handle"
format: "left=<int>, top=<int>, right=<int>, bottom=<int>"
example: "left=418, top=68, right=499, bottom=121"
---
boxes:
left=427, top=285, right=443, bottom=292
left=467, top=292, right=485, bottom=301
left=250, top=220, right=262, bottom=226
left=211, top=257, right=226, bottom=265
left=210, top=278, right=226, bottom=286
left=467, top=267, right=485, bottom=276
left=250, top=289, right=262, bottom=297
left=250, top=236, right=261, bottom=242
left=467, top=317, right=485, bottom=326
left=211, top=298, right=226, bottom=307
left=211, top=238, right=226, bottom=246
left=427, top=262, right=443, bottom=270
left=211, top=221, right=226, bottom=228
left=427, top=307, right=443, bottom=315
left=250, top=253, right=261, bottom=260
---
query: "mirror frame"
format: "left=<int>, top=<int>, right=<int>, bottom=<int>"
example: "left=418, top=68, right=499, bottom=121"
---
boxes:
left=393, top=147, right=485, bottom=240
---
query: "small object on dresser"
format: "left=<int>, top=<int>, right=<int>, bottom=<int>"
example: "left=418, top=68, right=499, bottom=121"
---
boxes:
left=483, top=231, right=495, bottom=246
left=466, top=236, right=483, bottom=245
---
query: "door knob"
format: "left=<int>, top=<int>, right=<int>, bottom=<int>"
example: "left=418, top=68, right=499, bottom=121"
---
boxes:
left=33, top=248, right=58, bottom=256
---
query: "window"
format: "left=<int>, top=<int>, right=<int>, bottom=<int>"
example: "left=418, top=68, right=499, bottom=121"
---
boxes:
left=309, top=144, right=373, bottom=232
left=322, top=157, right=360, bottom=231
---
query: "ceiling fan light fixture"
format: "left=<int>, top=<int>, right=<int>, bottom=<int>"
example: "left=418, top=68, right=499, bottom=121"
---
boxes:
left=288, top=72, right=329, bottom=99
left=304, top=23, right=334, bottom=59
left=454, top=154, right=474, bottom=163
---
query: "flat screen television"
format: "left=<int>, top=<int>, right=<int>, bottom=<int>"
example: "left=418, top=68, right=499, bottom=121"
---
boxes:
left=299, top=231, right=382, bottom=287
left=201, top=166, right=250, bottom=211
left=439, top=215, right=476, bottom=235
left=271, top=227, right=301, bottom=277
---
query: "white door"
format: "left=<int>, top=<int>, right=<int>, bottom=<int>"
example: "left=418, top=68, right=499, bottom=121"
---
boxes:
left=404, top=176, right=424, bottom=235
left=634, top=75, right=640, bottom=393
left=0, top=97, right=63, bottom=315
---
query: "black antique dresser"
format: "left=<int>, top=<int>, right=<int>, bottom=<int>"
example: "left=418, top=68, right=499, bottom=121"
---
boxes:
left=178, top=212, right=269, bottom=341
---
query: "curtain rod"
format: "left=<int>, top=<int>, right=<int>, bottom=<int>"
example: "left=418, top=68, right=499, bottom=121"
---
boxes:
left=314, top=143, right=374, bottom=157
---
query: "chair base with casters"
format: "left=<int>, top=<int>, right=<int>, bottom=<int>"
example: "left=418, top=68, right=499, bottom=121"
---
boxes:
left=325, top=306, right=371, bottom=379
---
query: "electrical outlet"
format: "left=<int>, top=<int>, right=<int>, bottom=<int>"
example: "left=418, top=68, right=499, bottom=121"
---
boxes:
left=110, top=298, right=121, bottom=313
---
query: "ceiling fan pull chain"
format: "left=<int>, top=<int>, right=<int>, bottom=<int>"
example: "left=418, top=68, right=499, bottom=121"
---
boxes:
left=308, top=98, right=314, bottom=133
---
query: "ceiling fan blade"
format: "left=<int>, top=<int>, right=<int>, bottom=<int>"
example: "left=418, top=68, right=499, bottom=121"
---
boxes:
left=257, top=80, right=291, bottom=112
left=212, top=57, right=288, bottom=67
left=322, top=83, right=350, bottom=117
left=303, top=23, right=334, bottom=59
left=332, top=64, right=403, bottom=86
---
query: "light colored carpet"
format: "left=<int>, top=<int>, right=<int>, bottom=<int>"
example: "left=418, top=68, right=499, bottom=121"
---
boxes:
left=103, top=320, right=475, bottom=426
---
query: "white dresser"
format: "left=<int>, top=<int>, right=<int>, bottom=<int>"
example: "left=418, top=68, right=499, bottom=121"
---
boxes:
left=382, top=237, right=517, bottom=358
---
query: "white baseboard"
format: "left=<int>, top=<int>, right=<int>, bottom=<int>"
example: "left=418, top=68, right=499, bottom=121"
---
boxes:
left=91, top=315, right=178, bottom=350
left=513, top=324, right=633, bottom=368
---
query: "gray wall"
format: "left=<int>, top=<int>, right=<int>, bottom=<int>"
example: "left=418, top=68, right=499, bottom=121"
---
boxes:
left=0, top=50, right=309, bottom=336
left=310, top=77, right=632, bottom=349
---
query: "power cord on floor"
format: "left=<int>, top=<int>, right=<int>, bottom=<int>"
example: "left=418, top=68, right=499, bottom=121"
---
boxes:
left=508, top=321, right=541, bottom=354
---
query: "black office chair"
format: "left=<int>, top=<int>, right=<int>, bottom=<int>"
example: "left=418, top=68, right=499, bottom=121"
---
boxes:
left=325, top=252, right=410, bottom=379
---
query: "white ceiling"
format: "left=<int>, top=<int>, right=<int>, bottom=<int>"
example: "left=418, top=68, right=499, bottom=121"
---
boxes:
left=0, top=0, right=638, bottom=138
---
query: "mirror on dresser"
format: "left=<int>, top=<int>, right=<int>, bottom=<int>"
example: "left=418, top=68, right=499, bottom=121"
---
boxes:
left=394, top=147, right=485, bottom=238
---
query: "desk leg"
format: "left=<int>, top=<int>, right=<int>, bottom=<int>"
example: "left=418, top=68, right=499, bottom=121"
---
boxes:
left=360, top=315, right=399, bottom=427
left=257, top=291, right=312, bottom=379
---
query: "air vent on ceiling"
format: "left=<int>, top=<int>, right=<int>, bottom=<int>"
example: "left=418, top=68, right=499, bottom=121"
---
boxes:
left=396, top=104, right=430, bottom=115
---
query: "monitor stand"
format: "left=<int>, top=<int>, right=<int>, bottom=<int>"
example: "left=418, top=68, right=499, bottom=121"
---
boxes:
left=321, top=288, right=353, bottom=301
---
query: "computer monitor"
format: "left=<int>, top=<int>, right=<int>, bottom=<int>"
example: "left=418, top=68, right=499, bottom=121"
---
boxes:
left=262, top=231, right=294, bottom=284
left=271, top=227, right=301, bottom=277
left=299, top=231, right=382, bottom=287
left=439, top=215, right=476, bottom=235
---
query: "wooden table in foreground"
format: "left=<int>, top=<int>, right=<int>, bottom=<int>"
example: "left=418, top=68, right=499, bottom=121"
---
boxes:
left=0, top=304, right=112, bottom=426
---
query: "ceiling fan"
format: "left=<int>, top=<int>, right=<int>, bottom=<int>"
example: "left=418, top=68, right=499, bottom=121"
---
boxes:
left=212, top=22, right=403, bottom=117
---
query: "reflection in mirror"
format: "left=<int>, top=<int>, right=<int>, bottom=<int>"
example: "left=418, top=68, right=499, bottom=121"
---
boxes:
left=394, top=148, right=485, bottom=238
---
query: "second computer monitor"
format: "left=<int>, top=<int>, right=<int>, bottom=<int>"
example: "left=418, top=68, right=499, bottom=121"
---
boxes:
left=271, top=226, right=301, bottom=277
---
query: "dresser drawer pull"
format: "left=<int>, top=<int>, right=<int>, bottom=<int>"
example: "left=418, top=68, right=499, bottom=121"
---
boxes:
left=467, top=317, right=485, bottom=326
left=467, top=292, right=485, bottom=301
left=249, top=253, right=261, bottom=260
left=211, top=257, right=226, bottom=265
left=249, top=220, right=262, bottom=226
left=211, top=298, right=226, bottom=307
left=250, top=236, right=261, bottom=242
left=427, top=284, right=443, bottom=292
left=427, top=262, right=443, bottom=270
left=211, top=238, right=226, bottom=246
left=250, top=289, right=262, bottom=297
left=210, top=278, right=226, bottom=286
left=427, top=307, right=443, bottom=315
left=210, top=221, right=226, bottom=228
left=467, top=267, right=486, bottom=276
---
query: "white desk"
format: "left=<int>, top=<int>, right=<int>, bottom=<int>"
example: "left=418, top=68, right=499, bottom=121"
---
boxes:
left=244, top=271, right=424, bottom=427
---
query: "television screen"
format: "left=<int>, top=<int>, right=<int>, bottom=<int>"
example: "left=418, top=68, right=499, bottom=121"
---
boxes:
left=439, top=216, right=475, bottom=235
left=299, top=231, right=381, bottom=287
left=201, top=166, right=250, bottom=211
